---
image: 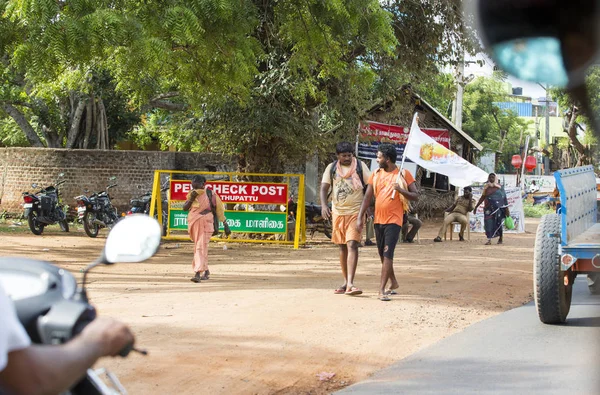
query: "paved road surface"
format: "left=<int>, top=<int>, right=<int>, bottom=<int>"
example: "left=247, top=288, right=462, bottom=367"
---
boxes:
left=339, top=277, right=600, bottom=394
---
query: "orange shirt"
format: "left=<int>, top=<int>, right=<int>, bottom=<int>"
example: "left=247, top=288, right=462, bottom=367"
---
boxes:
left=368, top=168, right=415, bottom=226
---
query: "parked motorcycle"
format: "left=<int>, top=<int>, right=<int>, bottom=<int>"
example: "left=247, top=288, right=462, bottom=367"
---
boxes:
left=0, top=214, right=162, bottom=394
left=287, top=201, right=332, bottom=239
left=126, top=179, right=169, bottom=236
left=75, top=177, right=120, bottom=238
left=21, top=173, right=69, bottom=235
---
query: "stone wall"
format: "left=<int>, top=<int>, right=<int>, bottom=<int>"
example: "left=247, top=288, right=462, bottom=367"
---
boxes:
left=0, top=148, right=235, bottom=216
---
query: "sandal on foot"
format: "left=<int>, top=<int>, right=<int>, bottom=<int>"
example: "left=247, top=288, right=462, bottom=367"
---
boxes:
left=334, top=285, right=347, bottom=294
left=345, top=286, right=363, bottom=296
left=485, top=240, right=492, bottom=245
left=379, top=295, right=391, bottom=301
left=497, top=239, right=503, bottom=245
left=385, top=289, right=398, bottom=295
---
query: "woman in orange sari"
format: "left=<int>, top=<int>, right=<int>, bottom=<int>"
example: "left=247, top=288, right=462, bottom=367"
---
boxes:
left=183, top=175, right=230, bottom=283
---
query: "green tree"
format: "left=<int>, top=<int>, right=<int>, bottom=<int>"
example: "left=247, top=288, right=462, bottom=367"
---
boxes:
left=550, top=66, right=600, bottom=166
left=462, top=76, right=531, bottom=172
left=1, top=0, right=476, bottom=173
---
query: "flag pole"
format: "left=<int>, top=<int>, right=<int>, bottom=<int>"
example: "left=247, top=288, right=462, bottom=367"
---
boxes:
left=391, top=112, right=419, bottom=200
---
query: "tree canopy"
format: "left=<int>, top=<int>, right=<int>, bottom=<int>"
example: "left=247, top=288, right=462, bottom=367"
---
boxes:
left=0, top=0, right=477, bottom=171
left=461, top=76, right=531, bottom=173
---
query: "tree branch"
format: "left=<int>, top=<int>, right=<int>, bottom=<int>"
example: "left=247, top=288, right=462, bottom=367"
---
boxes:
left=148, top=100, right=187, bottom=111
left=0, top=103, right=45, bottom=147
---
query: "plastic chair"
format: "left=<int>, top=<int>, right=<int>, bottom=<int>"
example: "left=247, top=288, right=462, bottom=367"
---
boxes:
left=444, top=212, right=470, bottom=241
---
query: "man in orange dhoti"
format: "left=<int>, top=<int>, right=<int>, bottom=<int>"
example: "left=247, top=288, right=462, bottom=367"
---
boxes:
left=183, top=175, right=230, bottom=283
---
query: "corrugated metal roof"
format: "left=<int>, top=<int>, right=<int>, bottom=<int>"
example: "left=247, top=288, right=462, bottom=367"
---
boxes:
left=494, top=102, right=533, bottom=117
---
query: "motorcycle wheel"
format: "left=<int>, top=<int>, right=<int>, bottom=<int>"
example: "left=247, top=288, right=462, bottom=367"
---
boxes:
left=83, top=212, right=100, bottom=238
left=59, top=219, right=69, bottom=232
left=28, top=211, right=44, bottom=235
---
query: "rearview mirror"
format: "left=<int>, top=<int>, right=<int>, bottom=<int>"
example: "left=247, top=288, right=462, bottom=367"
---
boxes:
left=466, top=0, right=600, bottom=88
left=103, top=215, right=162, bottom=264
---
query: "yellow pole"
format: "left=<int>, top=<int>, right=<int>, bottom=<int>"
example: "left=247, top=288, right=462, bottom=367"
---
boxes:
left=294, top=175, right=305, bottom=249
left=149, top=170, right=160, bottom=219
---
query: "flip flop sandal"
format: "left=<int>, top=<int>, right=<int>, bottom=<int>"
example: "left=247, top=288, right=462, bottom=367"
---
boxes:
left=334, top=286, right=347, bottom=294
left=378, top=295, right=391, bottom=302
left=345, top=287, right=363, bottom=296
left=485, top=240, right=492, bottom=245
left=385, top=290, right=398, bottom=295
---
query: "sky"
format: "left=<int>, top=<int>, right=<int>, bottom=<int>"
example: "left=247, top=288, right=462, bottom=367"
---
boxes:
left=464, top=53, right=549, bottom=99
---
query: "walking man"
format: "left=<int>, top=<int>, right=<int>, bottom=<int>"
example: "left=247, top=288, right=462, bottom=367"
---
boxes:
left=357, top=143, right=419, bottom=301
left=434, top=186, right=475, bottom=242
left=321, top=142, right=371, bottom=296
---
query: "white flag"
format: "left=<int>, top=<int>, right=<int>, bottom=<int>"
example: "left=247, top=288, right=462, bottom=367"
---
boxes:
left=404, top=114, right=488, bottom=187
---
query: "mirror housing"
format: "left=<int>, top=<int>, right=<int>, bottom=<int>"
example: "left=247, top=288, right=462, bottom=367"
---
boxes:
left=467, top=0, right=600, bottom=88
left=102, top=215, right=162, bottom=264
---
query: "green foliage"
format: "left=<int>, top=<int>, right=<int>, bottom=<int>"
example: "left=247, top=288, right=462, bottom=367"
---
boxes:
left=552, top=66, right=600, bottom=147
left=1, top=0, right=477, bottom=171
left=462, top=76, right=531, bottom=170
left=417, top=73, right=456, bottom=118
left=0, top=117, right=31, bottom=146
left=523, top=200, right=554, bottom=218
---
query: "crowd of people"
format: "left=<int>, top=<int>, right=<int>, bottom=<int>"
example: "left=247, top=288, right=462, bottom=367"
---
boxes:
left=321, top=141, right=510, bottom=301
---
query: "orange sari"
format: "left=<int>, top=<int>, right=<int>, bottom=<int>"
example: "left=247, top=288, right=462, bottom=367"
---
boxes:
left=187, top=191, right=215, bottom=273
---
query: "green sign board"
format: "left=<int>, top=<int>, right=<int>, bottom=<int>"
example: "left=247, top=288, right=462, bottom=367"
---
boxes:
left=168, top=210, right=287, bottom=233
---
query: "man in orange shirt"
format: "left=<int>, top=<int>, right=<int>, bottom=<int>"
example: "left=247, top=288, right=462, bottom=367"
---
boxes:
left=357, top=143, right=419, bottom=301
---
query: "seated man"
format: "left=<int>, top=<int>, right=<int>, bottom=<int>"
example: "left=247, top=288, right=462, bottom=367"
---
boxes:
left=401, top=211, right=422, bottom=243
left=528, top=180, right=540, bottom=193
left=434, top=186, right=475, bottom=242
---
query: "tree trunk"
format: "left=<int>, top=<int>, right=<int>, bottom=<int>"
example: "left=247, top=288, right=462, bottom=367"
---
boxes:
left=66, top=98, right=87, bottom=149
left=41, top=125, right=62, bottom=148
left=83, top=99, right=93, bottom=149
left=566, top=106, right=589, bottom=166
left=96, top=98, right=109, bottom=149
left=100, top=98, right=109, bottom=149
left=1, top=103, right=45, bottom=147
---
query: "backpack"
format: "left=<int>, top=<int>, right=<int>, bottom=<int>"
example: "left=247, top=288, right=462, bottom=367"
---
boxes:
left=327, top=159, right=367, bottom=200
left=206, top=188, right=220, bottom=236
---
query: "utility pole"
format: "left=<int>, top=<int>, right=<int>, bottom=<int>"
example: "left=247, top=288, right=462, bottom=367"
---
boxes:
left=539, top=84, right=552, bottom=175
left=453, top=57, right=465, bottom=130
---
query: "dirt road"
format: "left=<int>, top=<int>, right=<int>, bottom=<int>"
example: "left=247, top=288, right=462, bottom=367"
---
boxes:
left=0, top=219, right=538, bottom=394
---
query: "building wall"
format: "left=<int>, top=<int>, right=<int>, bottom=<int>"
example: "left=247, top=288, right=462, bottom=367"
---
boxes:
left=0, top=148, right=235, bottom=215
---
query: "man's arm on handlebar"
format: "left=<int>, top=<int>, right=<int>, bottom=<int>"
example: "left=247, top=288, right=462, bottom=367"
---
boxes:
left=0, top=317, right=133, bottom=395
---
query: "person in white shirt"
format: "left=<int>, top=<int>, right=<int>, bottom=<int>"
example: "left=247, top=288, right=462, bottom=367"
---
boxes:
left=0, top=283, right=134, bottom=395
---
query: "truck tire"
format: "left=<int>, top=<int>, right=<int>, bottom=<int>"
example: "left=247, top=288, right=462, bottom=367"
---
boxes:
left=587, top=273, right=600, bottom=295
left=534, top=214, right=572, bottom=324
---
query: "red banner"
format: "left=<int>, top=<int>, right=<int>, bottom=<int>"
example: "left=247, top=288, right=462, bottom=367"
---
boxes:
left=360, top=121, right=407, bottom=144
left=359, top=121, right=450, bottom=147
left=170, top=181, right=288, bottom=204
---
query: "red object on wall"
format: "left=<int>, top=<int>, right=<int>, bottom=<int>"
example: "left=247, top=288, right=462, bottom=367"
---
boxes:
left=511, top=154, right=523, bottom=168
left=524, top=155, right=536, bottom=172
